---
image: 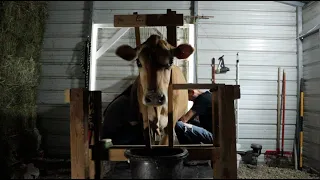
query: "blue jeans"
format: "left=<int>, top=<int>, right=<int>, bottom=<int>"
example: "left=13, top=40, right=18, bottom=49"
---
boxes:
left=175, top=120, right=214, bottom=144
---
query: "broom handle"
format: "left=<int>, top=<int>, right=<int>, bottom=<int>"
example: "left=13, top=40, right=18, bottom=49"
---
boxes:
left=276, top=68, right=281, bottom=152
left=299, top=78, right=304, bottom=169
left=281, top=70, right=286, bottom=155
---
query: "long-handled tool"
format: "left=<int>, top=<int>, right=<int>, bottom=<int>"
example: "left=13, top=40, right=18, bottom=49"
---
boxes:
left=265, top=68, right=282, bottom=166
left=277, top=67, right=282, bottom=153
left=265, top=69, right=292, bottom=167
left=281, top=70, right=286, bottom=157
left=278, top=70, right=293, bottom=167
left=235, top=53, right=240, bottom=143
left=298, top=78, right=304, bottom=170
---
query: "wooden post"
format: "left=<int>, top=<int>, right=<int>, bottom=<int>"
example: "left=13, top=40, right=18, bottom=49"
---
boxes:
left=133, top=12, right=141, bottom=46
left=70, top=88, right=90, bottom=179
left=90, top=91, right=102, bottom=179
left=218, top=85, right=238, bottom=179
left=166, top=9, right=177, bottom=148
left=166, top=9, right=177, bottom=47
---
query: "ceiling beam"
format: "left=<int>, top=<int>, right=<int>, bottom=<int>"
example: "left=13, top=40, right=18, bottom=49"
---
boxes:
left=276, top=1, right=305, bottom=7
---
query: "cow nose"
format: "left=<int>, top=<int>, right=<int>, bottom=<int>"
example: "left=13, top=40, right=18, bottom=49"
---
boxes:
left=145, top=91, right=166, bottom=106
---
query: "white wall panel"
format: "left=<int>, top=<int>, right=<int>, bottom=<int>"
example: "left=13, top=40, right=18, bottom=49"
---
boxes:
left=302, top=1, right=320, bottom=32
left=37, top=1, right=90, bottom=158
left=302, top=2, right=320, bottom=172
left=197, top=1, right=298, bottom=163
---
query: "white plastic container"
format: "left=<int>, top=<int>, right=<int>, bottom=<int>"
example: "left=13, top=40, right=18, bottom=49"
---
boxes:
left=237, top=154, right=242, bottom=169
left=236, top=143, right=242, bottom=169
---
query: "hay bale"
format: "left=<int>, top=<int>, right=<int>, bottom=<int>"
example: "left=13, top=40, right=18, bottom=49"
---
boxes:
left=0, top=1, right=48, bottom=176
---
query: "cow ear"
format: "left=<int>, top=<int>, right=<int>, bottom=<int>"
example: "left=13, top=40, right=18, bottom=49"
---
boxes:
left=173, top=44, right=194, bottom=59
left=115, top=45, right=137, bottom=61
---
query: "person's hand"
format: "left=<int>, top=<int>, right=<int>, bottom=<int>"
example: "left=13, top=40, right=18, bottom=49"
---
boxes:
left=179, top=115, right=188, bottom=123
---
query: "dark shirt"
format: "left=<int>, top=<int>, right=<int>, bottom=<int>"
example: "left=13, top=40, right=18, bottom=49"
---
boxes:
left=190, top=91, right=213, bottom=133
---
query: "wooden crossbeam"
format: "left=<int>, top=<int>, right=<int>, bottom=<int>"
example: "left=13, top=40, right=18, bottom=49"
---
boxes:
left=171, top=84, right=241, bottom=100
left=114, top=13, right=183, bottom=27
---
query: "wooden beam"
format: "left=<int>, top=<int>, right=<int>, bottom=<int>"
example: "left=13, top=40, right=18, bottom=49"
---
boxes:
left=95, top=28, right=130, bottom=60
left=173, top=83, right=218, bottom=90
left=133, top=12, right=141, bottom=46
left=171, top=84, right=241, bottom=100
left=218, top=85, right=237, bottom=179
left=89, top=91, right=102, bottom=179
left=70, top=88, right=90, bottom=179
left=114, top=13, right=184, bottom=27
left=166, top=9, right=177, bottom=47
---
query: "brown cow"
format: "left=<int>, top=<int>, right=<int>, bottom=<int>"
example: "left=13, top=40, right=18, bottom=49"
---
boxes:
left=115, top=34, right=194, bottom=146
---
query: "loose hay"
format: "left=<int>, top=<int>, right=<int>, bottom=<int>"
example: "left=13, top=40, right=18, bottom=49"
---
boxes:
left=238, top=164, right=319, bottom=179
left=0, top=1, right=48, bottom=177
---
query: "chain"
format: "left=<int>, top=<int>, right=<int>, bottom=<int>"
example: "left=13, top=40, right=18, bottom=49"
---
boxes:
left=79, top=37, right=94, bottom=142
left=80, top=37, right=91, bottom=90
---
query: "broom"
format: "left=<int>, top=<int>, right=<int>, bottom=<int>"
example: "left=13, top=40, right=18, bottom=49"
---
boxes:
left=265, top=69, right=292, bottom=167
left=264, top=68, right=282, bottom=166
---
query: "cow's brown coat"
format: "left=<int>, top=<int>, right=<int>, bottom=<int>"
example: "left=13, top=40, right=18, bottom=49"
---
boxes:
left=115, top=34, right=194, bottom=145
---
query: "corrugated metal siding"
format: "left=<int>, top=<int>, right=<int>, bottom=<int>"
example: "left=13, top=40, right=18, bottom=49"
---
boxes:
left=37, top=1, right=90, bottom=157
left=93, top=1, right=191, bottom=111
left=197, top=1, right=298, bottom=162
left=302, top=1, right=320, bottom=172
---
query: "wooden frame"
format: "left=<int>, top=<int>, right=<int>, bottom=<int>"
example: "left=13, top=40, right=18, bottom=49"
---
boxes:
left=66, top=9, right=240, bottom=179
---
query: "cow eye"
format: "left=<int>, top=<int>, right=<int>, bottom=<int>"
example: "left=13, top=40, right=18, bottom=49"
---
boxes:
left=165, top=63, right=172, bottom=70
left=136, top=59, right=142, bottom=68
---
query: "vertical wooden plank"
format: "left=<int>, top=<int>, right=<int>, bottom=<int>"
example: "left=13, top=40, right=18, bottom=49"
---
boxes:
left=90, top=91, right=102, bottom=179
left=133, top=12, right=141, bottom=46
left=166, top=9, right=177, bottom=147
left=168, top=84, right=174, bottom=147
left=219, top=85, right=237, bottom=179
left=166, top=9, right=177, bottom=47
left=212, top=92, right=219, bottom=147
left=70, top=88, right=90, bottom=179
left=213, top=86, right=223, bottom=179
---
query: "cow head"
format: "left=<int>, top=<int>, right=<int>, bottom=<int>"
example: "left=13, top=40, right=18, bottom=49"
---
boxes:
left=115, top=34, right=194, bottom=107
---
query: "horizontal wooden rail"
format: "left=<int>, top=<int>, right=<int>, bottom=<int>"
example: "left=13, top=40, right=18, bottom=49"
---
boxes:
left=114, top=13, right=183, bottom=27
left=171, top=84, right=241, bottom=100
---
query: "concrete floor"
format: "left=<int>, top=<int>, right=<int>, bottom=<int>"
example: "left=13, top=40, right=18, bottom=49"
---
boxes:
left=104, top=162, right=214, bottom=179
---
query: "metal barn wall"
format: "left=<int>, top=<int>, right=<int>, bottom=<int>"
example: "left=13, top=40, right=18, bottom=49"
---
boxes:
left=37, top=1, right=90, bottom=157
left=196, top=1, right=298, bottom=162
left=302, top=1, right=320, bottom=172
left=92, top=1, right=192, bottom=112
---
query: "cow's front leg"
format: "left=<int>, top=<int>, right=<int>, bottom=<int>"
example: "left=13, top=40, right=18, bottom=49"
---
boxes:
left=140, top=107, right=152, bottom=148
left=159, top=111, right=179, bottom=146
left=159, top=133, right=169, bottom=145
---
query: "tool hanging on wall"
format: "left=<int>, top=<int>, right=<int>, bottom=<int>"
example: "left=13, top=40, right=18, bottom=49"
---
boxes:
left=215, top=55, right=230, bottom=74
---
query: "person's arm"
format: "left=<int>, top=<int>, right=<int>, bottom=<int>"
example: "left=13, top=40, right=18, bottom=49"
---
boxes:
left=180, top=109, right=196, bottom=123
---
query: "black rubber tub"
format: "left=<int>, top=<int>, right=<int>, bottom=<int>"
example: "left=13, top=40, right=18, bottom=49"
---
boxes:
left=124, top=147, right=189, bottom=179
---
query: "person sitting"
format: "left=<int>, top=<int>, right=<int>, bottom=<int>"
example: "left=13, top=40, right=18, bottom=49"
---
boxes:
left=175, top=89, right=215, bottom=145
left=175, top=89, right=217, bottom=166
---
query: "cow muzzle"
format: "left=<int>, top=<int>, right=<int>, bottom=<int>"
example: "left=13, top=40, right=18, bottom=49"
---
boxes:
left=144, top=90, right=166, bottom=106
